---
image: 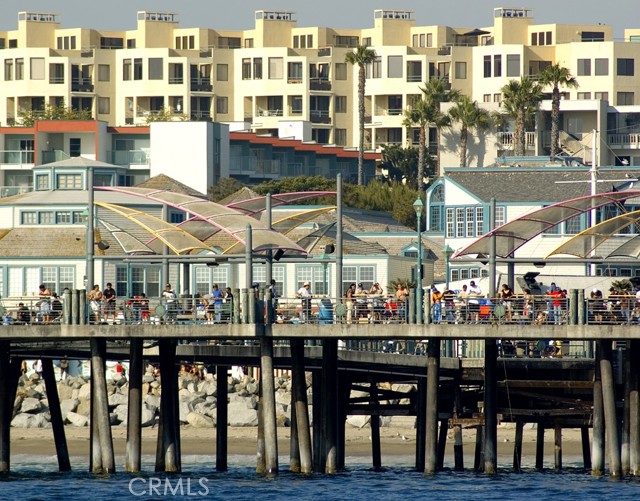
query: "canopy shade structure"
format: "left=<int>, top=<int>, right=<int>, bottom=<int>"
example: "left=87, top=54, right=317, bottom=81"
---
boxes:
left=98, top=219, right=155, bottom=255
left=95, top=202, right=214, bottom=255
left=453, top=191, right=640, bottom=259
left=546, top=209, right=640, bottom=258
left=223, top=207, right=335, bottom=254
left=227, top=191, right=336, bottom=216
left=97, top=187, right=307, bottom=255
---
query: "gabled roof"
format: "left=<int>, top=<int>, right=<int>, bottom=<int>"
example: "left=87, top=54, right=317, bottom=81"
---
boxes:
left=445, top=168, right=639, bottom=203
left=136, top=174, right=206, bottom=197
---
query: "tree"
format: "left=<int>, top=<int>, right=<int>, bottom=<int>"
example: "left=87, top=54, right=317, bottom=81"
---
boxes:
left=345, top=45, right=377, bottom=185
left=144, top=106, right=188, bottom=124
left=380, top=144, right=418, bottom=185
left=402, top=99, right=437, bottom=191
left=500, top=77, right=543, bottom=156
left=16, top=103, right=92, bottom=127
left=420, top=78, right=460, bottom=177
left=448, top=95, right=492, bottom=167
left=539, top=64, right=579, bottom=157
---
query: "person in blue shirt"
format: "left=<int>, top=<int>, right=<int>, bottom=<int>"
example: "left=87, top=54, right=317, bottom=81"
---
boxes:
left=212, top=284, right=223, bottom=323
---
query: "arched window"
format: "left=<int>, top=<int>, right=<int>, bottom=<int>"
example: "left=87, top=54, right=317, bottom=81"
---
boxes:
left=428, top=184, right=444, bottom=232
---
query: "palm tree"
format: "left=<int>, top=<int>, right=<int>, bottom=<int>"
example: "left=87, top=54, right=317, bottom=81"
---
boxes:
left=420, top=78, right=460, bottom=176
left=500, top=77, right=543, bottom=156
left=402, top=100, right=428, bottom=191
left=345, top=45, right=377, bottom=185
left=448, top=96, right=492, bottom=167
left=539, top=64, right=579, bottom=157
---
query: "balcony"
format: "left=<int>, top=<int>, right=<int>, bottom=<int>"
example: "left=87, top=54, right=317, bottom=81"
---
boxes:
left=257, top=109, right=283, bottom=117
left=190, top=111, right=212, bottom=121
left=71, top=77, right=94, bottom=92
left=310, top=110, right=331, bottom=124
left=49, top=76, right=64, bottom=84
left=608, top=133, right=640, bottom=149
left=497, top=131, right=536, bottom=149
left=317, top=47, right=331, bottom=57
left=0, top=186, right=33, bottom=198
left=41, top=150, right=70, bottom=164
left=168, top=76, right=184, bottom=84
left=0, top=150, right=34, bottom=165
left=287, top=77, right=303, bottom=84
left=386, top=108, right=403, bottom=116
left=190, top=77, right=212, bottom=92
left=310, top=77, right=331, bottom=91
left=108, top=149, right=150, bottom=166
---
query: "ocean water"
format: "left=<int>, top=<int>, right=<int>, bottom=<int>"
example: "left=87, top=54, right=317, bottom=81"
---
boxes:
left=1, top=454, right=639, bottom=501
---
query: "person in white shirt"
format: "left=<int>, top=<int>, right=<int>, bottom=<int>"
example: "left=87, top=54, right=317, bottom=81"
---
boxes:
left=297, top=282, right=312, bottom=322
left=468, top=280, right=482, bottom=323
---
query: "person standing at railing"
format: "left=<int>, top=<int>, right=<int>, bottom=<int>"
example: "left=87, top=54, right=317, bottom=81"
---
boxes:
left=457, top=284, right=470, bottom=323
left=500, top=283, right=515, bottom=322
left=431, top=285, right=443, bottom=324
left=87, top=284, right=103, bottom=324
left=547, top=285, right=565, bottom=326
left=297, top=282, right=312, bottom=323
left=16, top=302, right=31, bottom=324
left=396, top=283, right=409, bottom=323
left=344, top=283, right=356, bottom=324
left=102, top=282, right=117, bottom=324
left=212, top=284, right=223, bottom=323
left=162, top=283, right=177, bottom=324
left=468, top=280, right=482, bottom=323
left=268, top=279, right=279, bottom=323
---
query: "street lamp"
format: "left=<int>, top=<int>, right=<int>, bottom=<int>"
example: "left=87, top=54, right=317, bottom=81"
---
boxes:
left=442, top=244, right=454, bottom=290
left=413, top=197, right=423, bottom=324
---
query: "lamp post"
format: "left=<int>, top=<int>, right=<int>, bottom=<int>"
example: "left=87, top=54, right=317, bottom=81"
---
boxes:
left=413, top=197, right=423, bottom=324
left=442, top=243, right=454, bottom=356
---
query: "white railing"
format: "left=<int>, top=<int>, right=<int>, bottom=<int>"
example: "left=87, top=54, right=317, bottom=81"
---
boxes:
left=497, top=131, right=536, bottom=148
left=608, top=133, right=640, bottom=149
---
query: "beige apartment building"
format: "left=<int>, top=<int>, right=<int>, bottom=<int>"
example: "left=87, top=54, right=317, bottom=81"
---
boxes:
left=1, top=8, right=640, bottom=166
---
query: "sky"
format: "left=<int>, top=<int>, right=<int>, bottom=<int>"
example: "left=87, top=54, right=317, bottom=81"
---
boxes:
left=0, top=0, right=637, bottom=37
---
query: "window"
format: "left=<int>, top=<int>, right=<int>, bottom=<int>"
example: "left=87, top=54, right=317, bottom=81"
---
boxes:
left=617, top=58, right=635, bottom=76
left=35, top=174, right=49, bottom=190
left=21, top=211, right=38, bottom=225
left=242, top=58, right=251, bottom=79
left=595, top=91, right=609, bottom=101
left=69, top=138, right=81, bottom=157
left=582, top=31, right=605, bottom=42
left=56, top=174, right=82, bottom=189
left=98, top=97, right=110, bottom=114
left=252, top=265, right=285, bottom=295
left=335, top=95, right=347, bottom=113
left=15, top=58, right=24, bottom=80
left=287, top=62, right=302, bottom=82
left=446, top=206, right=487, bottom=238
left=148, top=58, right=163, bottom=80
left=4, top=59, right=13, bottom=81
left=495, top=207, right=505, bottom=227
left=307, top=35, right=313, bottom=48
left=268, top=57, right=283, bottom=79
left=454, top=61, right=467, bottom=79
left=506, top=54, right=520, bottom=77
left=531, top=33, right=537, bottom=46
left=546, top=32, right=552, bottom=45
left=617, top=92, right=635, bottom=105
left=483, top=94, right=491, bottom=103
left=100, top=37, right=123, bottom=49
left=98, top=64, right=110, bottom=81
left=253, top=58, right=263, bottom=79
left=493, top=55, right=502, bottom=77
left=30, top=57, right=44, bottom=80
left=216, top=63, right=228, bottom=81
left=56, top=211, right=71, bottom=224
left=127, top=39, right=136, bottom=49
left=427, top=33, right=433, bottom=47
left=594, top=58, right=608, bottom=76
left=291, top=96, right=302, bottom=114
left=133, top=58, right=143, bottom=80
left=371, top=56, right=382, bottom=78
left=577, top=58, right=591, bottom=76
left=334, top=128, right=347, bottom=146
left=216, top=96, right=228, bottom=114
left=577, top=92, right=591, bottom=100
left=341, top=266, right=375, bottom=297
left=483, top=56, right=491, bottom=78
left=297, top=265, right=328, bottom=295
left=335, top=63, right=347, bottom=80
left=116, top=265, right=161, bottom=298
left=565, top=215, right=582, bottom=234
left=387, top=55, right=402, bottom=78
left=406, top=60, right=422, bottom=81
left=493, top=93, right=501, bottom=103
left=123, top=59, right=131, bottom=81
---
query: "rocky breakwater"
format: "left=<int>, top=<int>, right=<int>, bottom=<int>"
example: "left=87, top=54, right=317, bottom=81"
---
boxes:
left=10, top=368, right=304, bottom=429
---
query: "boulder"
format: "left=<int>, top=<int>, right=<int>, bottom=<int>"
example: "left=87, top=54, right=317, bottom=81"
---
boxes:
left=60, top=398, right=79, bottom=420
left=391, top=384, right=415, bottom=394
left=275, top=389, right=291, bottom=406
left=141, top=405, right=156, bottom=427
left=76, top=399, right=91, bottom=417
left=20, top=397, right=42, bottom=414
left=78, top=383, right=91, bottom=400
left=144, top=394, right=161, bottom=412
left=108, top=392, right=128, bottom=407
left=346, top=415, right=370, bottom=429
left=66, top=411, right=89, bottom=427
left=56, top=384, right=74, bottom=401
left=186, top=412, right=214, bottom=428
left=227, top=401, right=258, bottom=426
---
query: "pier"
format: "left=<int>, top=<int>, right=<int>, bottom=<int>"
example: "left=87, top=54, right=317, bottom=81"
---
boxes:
left=1, top=315, right=639, bottom=478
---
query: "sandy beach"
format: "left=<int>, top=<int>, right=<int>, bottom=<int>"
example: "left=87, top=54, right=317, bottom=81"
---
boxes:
left=10, top=424, right=586, bottom=462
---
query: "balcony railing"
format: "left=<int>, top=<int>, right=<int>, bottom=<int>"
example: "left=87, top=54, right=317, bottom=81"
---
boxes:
left=608, top=133, right=640, bottom=149
left=386, top=108, right=403, bottom=116
left=41, top=150, right=70, bottom=164
left=310, top=77, right=331, bottom=91
left=49, top=76, right=64, bottom=84
left=190, top=77, right=212, bottom=92
left=287, top=77, right=303, bottom=84
left=71, top=77, right=94, bottom=92
left=107, top=149, right=150, bottom=166
left=497, top=131, right=536, bottom=149
left=310, top=110, right=331, bottom=123
left=190, top=111, right=212, bottom=121
left=257, top=109, right=283, bottom=117
left=168, top=76, right=184, bottom=84
left=0, top=150, right=34, bottom=165
left=406, top=74, right=422, bottom=82
left=0, top=186, right=33, bottom=198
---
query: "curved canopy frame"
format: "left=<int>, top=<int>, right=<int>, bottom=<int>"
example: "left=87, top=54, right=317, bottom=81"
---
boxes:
left=546, top=209, right=640, bottom=258
left=96, top=202, right=214, bottom=255
left=97, top=219, right=155, bottom=255
left=453, top=191, right=640, bottom=258
left=97, top=187, right=307, bottom=255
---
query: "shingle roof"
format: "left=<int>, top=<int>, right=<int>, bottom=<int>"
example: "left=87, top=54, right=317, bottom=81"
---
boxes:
left=218, top=186, right=260, bottom=206
left=136, top=174, right=206, bottom=197
left=0, top=227, right=86, bottom=257
left=446, top=168, right=639, bottom=203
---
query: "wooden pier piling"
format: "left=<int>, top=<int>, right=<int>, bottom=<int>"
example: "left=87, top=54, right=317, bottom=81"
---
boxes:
left=629, top=340, right=639, bottom=476
left=554, top=424, right=562, bottom=471
left=415, top=376, right=426, bottom=471
left=216, top=365, right=229, bottom=472
left=259, top=338, right=278, bottom=473
left=592, top=346, right=605, bottom=476
left=156, top=339, right=180, bottom=473
left=0, top=342, right=10, bottom=472
left=483, top=339, right=498, bottom=474
left=424, top=338, right=440, bottom=474
left=290, top=339, right=312, bottom=473
left=90, top=338, right=115, bottom=473
left=535, top=424, right=545, bottom=470
left=125, top=338, right=143, bottom=473
left=322, top=339, right=339, bottom=473
left=513, top=421, right=523, bottom=472
left=42, top=358, right=71, bottom=472
left=599, top=341, right=622, bottom=478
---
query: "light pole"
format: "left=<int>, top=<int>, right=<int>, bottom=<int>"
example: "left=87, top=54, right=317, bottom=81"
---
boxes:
left=442, top=243, right=454, bottom=356
left=413, top=197, right=423, bottom=324
left=442, top=244, right=453, bottom=291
